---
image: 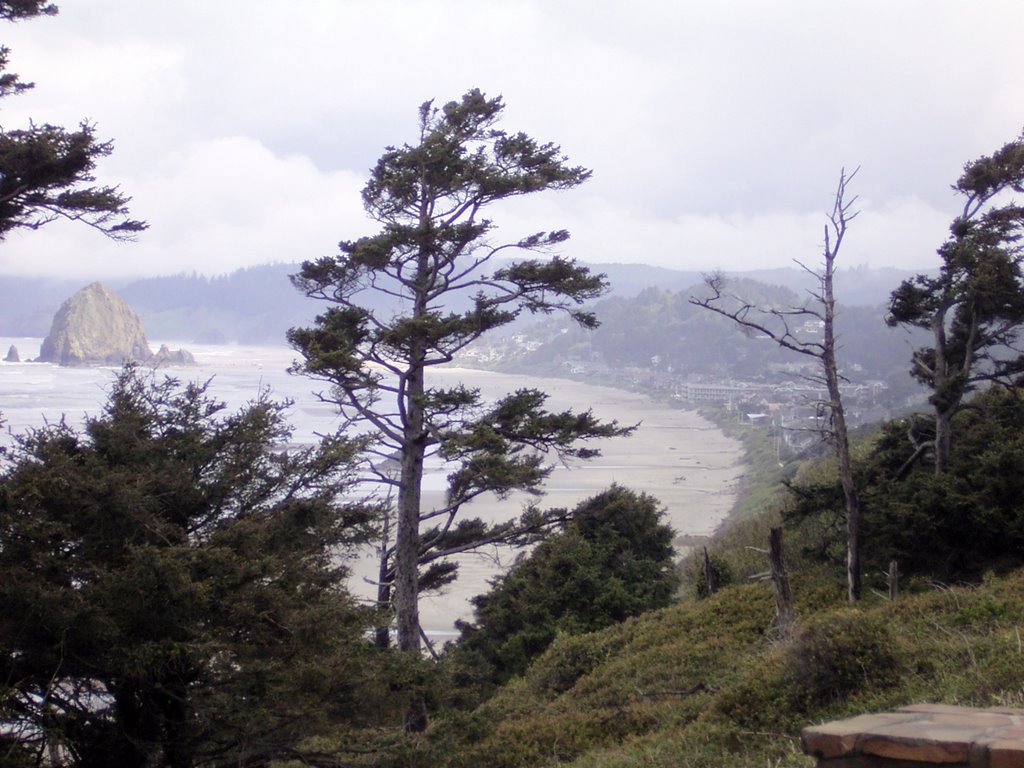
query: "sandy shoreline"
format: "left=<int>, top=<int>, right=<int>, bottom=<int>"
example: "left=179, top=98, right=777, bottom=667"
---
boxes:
left=347, top=366, right=747, bottom=637
left=0, top=343, right=747, bottom=637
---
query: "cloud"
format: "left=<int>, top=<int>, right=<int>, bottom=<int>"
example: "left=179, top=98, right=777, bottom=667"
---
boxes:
left=0, top=0, right=1021, bottom=279
left=490, top=189, right=950, bottom=273
left=0, top=136, right=369, bottom=279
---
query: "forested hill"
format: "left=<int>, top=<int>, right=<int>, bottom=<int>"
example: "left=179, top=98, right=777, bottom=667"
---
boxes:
left=0, top=262, right=920, bottom=345
left=0, top=264, right=315, bottom=343
left=590, top=262, right=919, bottom=307
left=493, top=277, right=922, bottom=387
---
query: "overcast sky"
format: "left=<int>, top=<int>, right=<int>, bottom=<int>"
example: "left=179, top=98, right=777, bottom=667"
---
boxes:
left=0, top=0, right=1021, bottom=280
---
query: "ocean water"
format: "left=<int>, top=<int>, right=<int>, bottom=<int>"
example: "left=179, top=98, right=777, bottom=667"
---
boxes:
left=0, top=338, right=744, bottom=637
left=0, top=338, right=340, bottom=443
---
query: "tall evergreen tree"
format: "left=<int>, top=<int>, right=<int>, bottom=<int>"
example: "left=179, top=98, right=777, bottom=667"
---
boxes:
left=888, top=133, right=1024, bottom=474
left=0, top=368, right=380, bottom=768
left=289, top=90, right=629, bottom=727
left=0, top=2, right=145, bottom=241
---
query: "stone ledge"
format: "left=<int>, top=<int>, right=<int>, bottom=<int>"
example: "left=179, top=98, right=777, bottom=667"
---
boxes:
left=802, top=706, right=1024, bottom=768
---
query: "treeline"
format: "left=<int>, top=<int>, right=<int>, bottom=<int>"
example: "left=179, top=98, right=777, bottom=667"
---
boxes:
left=0, top=263, right=917, bottom=347
left=0, top=265, right=315, bottom=344
left=512, top=278, right=920, bottom=385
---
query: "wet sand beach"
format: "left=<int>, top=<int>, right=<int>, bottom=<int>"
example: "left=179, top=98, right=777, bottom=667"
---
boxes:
left=0, top=343, right=746, bottom=637
left=352, top=367, right=747, bottom=637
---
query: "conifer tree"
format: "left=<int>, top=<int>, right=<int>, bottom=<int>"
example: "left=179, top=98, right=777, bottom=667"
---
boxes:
left=455, top=486, right=677, bottom=689
left=0, top=1, right=145, bottom=241
left=888, top=133, right=1024, bottom=474
left=0, top=368, right=379, bottom=767
left=289, top=91, right=629, bottom=726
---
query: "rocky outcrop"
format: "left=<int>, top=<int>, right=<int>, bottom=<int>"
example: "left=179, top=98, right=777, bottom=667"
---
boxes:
left=151, top=344, right=196, bottom=367
left=4, top=345, right=19, bottom=362
left=38, top=283, right=194, bottom=367
left=39, top=283, right=152, bottom=365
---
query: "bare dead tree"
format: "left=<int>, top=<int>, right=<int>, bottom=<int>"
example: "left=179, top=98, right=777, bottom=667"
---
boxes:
left=690, top=169, right=862, bottom=602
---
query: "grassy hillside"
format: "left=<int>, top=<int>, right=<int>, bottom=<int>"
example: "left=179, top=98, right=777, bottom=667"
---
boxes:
left=394, top=568, right=1024, bottom=768
left=368, top=402, right=1024, bottom=768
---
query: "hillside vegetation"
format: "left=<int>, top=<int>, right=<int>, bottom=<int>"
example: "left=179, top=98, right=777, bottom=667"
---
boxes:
left=365, top=387, right=1024, bottom=768
left=503, top=279, right=918, bottom=386
left=390, top=571, right=1024, bottom=768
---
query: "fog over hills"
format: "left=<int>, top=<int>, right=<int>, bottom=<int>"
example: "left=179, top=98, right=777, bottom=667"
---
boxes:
left=0, top=261, right=922, bottom=346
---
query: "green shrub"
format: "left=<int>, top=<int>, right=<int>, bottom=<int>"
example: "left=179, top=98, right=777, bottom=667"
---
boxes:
left=715, top=608, right=904, bottom=731
left=527, top=631, right=616, bottom=698
left=952, top=596, right=1019, bottom=628
left=454, top=486, right=678, bottom=689
left=784, top=610, right=903, bottom=706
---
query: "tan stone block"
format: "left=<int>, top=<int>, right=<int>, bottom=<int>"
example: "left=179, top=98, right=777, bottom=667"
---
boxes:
left=860, top=723, right=987, bottom=764
left=932, top=713, right=1015, bottom=729
left=804, top=707, right=1024, bottom=766
left=989, top=714, right=1024, bottom=730
left=899, top=703, right=992, bottom=717
left=989, top=726, right=1024, bottom=741
left=802, top=714, right=920, bottom=759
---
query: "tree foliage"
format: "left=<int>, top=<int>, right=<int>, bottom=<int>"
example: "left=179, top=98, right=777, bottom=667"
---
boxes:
left=452, top=486, right=677, bottom=690
left=0, top=368, right=382, bottom=768
left=0, top=2, right=145, bottom=241
left=289, top=89, right=630, bottom=683
left=888, top=132, right=1024, bottom=473
left=786, top=387, right=1024, bottom=581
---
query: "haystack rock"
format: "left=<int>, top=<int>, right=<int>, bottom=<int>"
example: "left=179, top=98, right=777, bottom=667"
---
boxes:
left=38, top=282, right=193, bottom=367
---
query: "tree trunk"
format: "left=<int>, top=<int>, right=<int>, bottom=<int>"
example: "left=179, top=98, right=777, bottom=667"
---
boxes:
left=934, top=408, right=953, bottom=475
left=769, top=527, right=793, bottom=634
left=395, top=372, right=428, bottom=732
left=394, top=242, right=430, bottom=658
left=395, top=238, right=432, bottom=732
left=394, top=446, right=423, bottom=655
left=822, top=253, right=861, bottom=602
left=703, top=546, right=718, bottom=596
left=829, top=378, right=861, bottom=603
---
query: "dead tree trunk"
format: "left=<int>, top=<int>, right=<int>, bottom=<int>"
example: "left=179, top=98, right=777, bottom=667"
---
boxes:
left=691, top=169, right=863, bottom=602
left=703, top=546, right=719, bottom=597
left=769, top=527, right=793, bottom=634
left=888, top=559, right=899, bottom=602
